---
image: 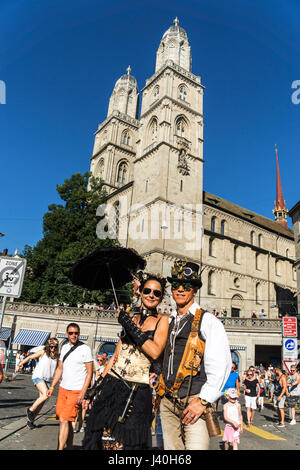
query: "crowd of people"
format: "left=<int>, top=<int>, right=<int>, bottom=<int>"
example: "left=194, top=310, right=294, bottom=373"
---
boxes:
left=218, top=361, right=300, bottom=450
left=3, top=258, right=300, bottom=451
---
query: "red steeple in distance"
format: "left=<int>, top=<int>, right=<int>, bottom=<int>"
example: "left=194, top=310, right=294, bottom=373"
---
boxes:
left=273, top=144, right=288, bottom=228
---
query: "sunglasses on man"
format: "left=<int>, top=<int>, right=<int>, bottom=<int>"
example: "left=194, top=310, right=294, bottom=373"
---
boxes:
left=171, top=281, right=193, bottom=291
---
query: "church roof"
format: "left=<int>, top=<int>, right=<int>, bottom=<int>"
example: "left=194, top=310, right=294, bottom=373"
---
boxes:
left=114, top=66, right=138, bottom=90
left=203, top=191, right=294, bottom=240
left=116, top=74, right=137, bottom=86
left=162, top=24, right=188, bottom=40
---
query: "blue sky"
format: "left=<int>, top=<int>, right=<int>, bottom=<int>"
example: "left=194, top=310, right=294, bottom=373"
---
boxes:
left=0, top=0, right=299, bottom=254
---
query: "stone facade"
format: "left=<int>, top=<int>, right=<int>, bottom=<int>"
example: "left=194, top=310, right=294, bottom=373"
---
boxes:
left=289, top=201, right=300, bottom=313
left=89, top=19, right=296, bottom=320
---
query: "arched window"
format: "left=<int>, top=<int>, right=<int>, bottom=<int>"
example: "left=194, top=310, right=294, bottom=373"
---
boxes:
left=286, top=249, right=289, bottom=258
left=208, top=270, right=215, bottom=295
left=113, top=201, right=120, bottom=236
left=234, top=245, right=240, bottom=264
left=96, top=158, right=104, bottom=178
left=153, top=85, right=160, bottom=98
left=258, top=234, right=262, bottom=248
left=175, top=116, right=188, bottom=138
left=178, top=84, right=187, bottom=101
left=211, top=216, right=216, bottom=233
left=179, top=42, right=185, bottom=66
left=220, top=220, right=226, bottom=236
left=116, top=161, right=128, bottom=185
left=250, top=231, right=255, bottom=245
left=275, top=259, right=281, bottom=276
left=149, top=117, right=158, bottom=143
left=255, top=253, right=260, bottom=270
left=255, top=283, right=261, bottom=304
left=208, top=237, right=215, bottom=257
left=122, top=130, right=131, bottom=146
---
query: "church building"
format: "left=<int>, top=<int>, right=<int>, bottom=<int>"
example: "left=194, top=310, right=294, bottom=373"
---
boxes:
left=89, top=19, right=297, bottom=319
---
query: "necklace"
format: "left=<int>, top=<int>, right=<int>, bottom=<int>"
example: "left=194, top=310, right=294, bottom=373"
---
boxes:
left=139, top=308, right=158, bottom=326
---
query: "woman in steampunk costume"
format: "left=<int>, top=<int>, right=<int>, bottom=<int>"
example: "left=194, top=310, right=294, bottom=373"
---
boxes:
left=82, top=272, right=169, bottom=450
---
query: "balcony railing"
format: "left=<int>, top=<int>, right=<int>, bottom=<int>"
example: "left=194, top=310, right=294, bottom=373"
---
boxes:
left=220, top=317, right=282, bottom=331
left=1, top=301, right=284, bottom=331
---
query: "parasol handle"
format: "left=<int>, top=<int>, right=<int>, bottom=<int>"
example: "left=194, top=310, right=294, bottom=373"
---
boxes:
left=106, top=263, right=119, bottom=310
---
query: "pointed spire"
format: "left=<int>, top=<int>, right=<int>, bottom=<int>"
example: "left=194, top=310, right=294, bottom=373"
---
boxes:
left=173, top=17, right=179, bottom=26
left=126, top=65, right=131, bottom=75
left=273, top=144, right=288, bottom=228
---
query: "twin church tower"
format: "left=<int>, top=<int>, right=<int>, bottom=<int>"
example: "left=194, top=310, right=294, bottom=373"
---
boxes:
left=90, top=18, right=205, bottom=276
left=89, top=18, right=293, bottom=316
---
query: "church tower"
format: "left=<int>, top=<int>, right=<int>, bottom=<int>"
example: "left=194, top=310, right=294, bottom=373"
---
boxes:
left=273, top=145, right=288, bottom=228
left=90, top=66, right=139, bottom=194
left=125, top=19, right=205, bottom=276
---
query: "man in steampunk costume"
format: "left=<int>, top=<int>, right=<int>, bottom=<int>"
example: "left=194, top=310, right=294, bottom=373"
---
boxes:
left=155, top=259, right=232, bottom=450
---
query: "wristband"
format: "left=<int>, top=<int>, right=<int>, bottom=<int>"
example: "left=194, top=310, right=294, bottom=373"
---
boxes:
left=49, top=386, right=54, bottom=390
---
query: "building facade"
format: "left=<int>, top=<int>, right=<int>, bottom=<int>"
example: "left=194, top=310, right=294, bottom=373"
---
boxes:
left=289, top=201, right=300, bottom=314
left=89, top=19, right=297, bottom=319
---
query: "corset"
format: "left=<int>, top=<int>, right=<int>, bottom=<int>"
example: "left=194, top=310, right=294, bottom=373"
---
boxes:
left=109, top=327, right=157, bottom=385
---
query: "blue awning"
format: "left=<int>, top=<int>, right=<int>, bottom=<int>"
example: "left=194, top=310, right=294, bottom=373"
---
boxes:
left=13, top=329, right=50, bottom=346
left=96, top=337, right=119, bottom=343
left=0, top=327, right=11, bottom=341
left=56, top=334, right=88, bottom=341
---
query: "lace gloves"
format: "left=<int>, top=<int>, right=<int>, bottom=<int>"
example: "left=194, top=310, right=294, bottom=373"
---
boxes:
left=118, top=310, right=149, bottom=347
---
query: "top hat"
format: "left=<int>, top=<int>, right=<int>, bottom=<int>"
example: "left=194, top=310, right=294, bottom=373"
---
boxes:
left=167, top=259, right=202, bottom=287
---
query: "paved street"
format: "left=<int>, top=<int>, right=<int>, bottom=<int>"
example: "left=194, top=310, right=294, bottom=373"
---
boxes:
left=1, top=372, right=300, bottom=451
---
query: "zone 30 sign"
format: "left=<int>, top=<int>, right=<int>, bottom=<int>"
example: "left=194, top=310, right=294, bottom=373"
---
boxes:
left=0, top=256, right=27, bottom=298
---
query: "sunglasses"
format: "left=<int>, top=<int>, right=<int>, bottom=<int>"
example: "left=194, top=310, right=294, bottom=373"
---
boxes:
left=50, top=345, right=57, bottom=348
left=171, top=281, right=193, bottom=291
left=142, top=288, right=162, bottom=298
left=68, top=331, right=79, bottom=336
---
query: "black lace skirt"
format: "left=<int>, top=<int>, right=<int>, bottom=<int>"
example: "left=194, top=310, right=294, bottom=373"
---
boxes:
left=82, top=374, right=153, bottom=450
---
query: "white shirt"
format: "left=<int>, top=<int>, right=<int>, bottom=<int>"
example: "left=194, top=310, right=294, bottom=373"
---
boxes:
left=32, top=352, right=57, bottom=382
left=59, top=343, right=93, bottom=391
left=169, top=302, right=232, bottom=404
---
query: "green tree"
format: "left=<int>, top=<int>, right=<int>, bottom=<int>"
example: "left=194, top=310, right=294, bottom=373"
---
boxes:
left=19, top=172, right=132, bottom=306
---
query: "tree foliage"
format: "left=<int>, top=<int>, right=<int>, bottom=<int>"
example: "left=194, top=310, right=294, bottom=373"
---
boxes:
left=19, top=172, right=131, bottom=306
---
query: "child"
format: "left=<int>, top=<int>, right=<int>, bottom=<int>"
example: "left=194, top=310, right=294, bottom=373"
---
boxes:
left=223, top=388, right=243, bottom=450
left=258, top=375, right=265, bottom=412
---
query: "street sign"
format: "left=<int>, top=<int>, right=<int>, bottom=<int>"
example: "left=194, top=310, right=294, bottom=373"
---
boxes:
left=282, top=317, right=297, bottom=338
left=0, top=256, right=27, bottom=298
left=283, top=360, right=299, bottom=374
left=282, top=335, right=298, bottom=362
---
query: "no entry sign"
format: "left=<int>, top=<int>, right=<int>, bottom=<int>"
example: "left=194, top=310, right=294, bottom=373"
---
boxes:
left=283, top=317, right=297, bottom=338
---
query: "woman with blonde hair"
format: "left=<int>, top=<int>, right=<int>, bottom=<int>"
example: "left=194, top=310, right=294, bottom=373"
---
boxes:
left=16, top=337, right=59, bottom=429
